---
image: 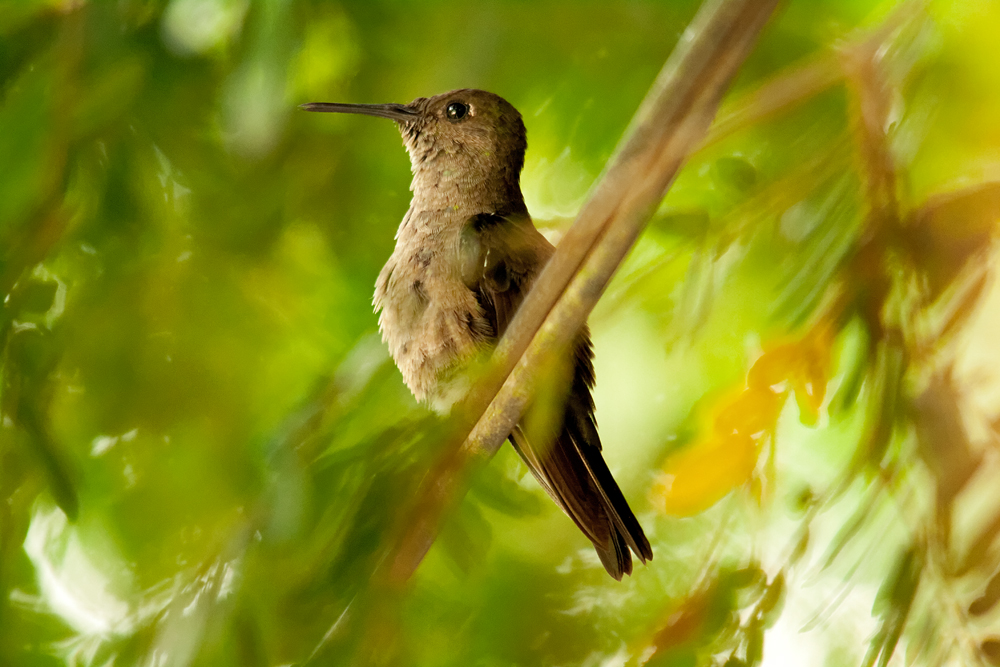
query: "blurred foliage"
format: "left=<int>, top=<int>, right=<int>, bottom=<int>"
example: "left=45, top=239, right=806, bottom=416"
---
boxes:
left=2, top=0, right=1000, bottom=666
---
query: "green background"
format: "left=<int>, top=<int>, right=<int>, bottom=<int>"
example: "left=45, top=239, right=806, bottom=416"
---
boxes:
left=2, top=0, right=1000, bottom=665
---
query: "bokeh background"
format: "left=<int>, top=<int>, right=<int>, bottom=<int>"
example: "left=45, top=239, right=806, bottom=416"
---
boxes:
left=2, top=0, right=1000, bottom=665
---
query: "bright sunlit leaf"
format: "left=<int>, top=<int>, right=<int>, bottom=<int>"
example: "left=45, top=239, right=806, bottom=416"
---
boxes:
left=652, top=432, right=758, bottom=517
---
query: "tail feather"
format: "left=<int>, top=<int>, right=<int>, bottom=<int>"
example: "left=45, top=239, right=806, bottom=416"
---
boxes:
left=594, top=527, right=632, bottom=581
left=569, top=430, right=654, bottom=563
left=509, top=426, right=609, bottom=547
left=508, top=332, right=652, bottom=579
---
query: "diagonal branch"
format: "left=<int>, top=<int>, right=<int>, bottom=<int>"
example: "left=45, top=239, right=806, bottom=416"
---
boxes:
left=385, top=0, right=782, bottom=583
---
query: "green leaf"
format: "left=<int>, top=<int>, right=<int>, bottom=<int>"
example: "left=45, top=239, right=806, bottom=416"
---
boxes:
left=864, top=544, right=924, bottom=667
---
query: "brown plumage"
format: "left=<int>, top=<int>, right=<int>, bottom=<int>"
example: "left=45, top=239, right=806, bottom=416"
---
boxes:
left=302, top=89, right=652, bottom=579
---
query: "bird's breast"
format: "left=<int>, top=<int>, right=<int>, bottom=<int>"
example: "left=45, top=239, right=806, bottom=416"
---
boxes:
left=374, top=208, right=491, bottom=409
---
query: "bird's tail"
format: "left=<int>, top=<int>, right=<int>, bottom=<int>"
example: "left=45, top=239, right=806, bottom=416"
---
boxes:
left=508, top=336, right=652, bottom=580
left=509, top=423, right=652, bottom=579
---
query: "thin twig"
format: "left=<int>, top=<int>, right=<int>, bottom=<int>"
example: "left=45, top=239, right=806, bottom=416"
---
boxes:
left=699, top=53, right=843, bottom=154
left=696, top=0, right=926, bottom=156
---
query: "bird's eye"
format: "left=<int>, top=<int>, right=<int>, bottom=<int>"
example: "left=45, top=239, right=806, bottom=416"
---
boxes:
left=446, top=102, right=469, bottom=121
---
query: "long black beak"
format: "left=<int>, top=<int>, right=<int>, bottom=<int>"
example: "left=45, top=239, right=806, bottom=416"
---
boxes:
left=298, top=102, right=418, bottom=122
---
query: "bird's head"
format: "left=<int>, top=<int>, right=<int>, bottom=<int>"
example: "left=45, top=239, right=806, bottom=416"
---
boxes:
left=302, top=88, right=527, bottom=210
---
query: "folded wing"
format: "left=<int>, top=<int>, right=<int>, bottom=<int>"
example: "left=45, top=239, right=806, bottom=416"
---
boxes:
left=460, top=209, right=653, bottom=579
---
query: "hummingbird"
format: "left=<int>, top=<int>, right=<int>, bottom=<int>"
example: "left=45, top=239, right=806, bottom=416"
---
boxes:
left=302, top=89, right=652, bottom=579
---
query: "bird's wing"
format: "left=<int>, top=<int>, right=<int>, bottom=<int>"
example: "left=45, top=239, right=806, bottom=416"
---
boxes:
left=460, top=210, right=652, bottom=579
left=458, top=210, right=548, bottom=340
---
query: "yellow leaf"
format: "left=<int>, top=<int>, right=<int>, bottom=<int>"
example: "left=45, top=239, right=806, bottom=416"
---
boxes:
left=714, top=388, right=784, bottom=437
left=652, top=433, right=758, bottom=517
left=748, top=326, right=832, bottom=425
left=747, top=343, right=801, bottom=391
left=793, top=328, right=832, bottom=420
